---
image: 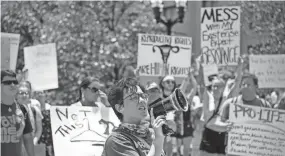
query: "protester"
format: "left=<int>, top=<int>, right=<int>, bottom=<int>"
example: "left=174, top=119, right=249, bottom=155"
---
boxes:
left=34, top=91, right=54, bottom=156
left=199, top=76, right=228, bottom=156
left=1, top=70, right=35, bottom=156
left=72, top=77, right=110, bottom=107
left=102, top=77, right=166, bottom=156
left=16, top=81, right=43, bottom=145
left=145, top=81, right=176, bottom=156
left=206, top=73, right=271, bottom=156
left=175, top=72, right=198, bottom=156
left=159, top=75, right=179, bottom=156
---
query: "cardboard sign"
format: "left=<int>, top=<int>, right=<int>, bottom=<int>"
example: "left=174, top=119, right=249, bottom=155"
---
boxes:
left=1, top=33, right=20, bottom=70
left=201, top=6, right=240, bottom=66
left=50, top=106, right=120, bottom=156
left=249, top=55, right=285, bottom=88
left=137, top=34, right=192, bottom=77
left=24, top=43, right=58, bottom=91
left=202, top=64, right=218, bottom=86
left=228, top=104, right=285, bottom=156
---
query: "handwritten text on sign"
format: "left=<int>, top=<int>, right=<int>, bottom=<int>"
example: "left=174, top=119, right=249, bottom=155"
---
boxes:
left=249, top=55, right=285, bottom=88
left=50, top=106, right=118, bottom=156
left=137, top=34, right=192, bottom=77
left=201, top=7, right=240, bottom=66
left=228, top=104, right=285, bottom=156
left=1, top=33, right=20, bottom=70
left=24, top=43, right=58, bottom=91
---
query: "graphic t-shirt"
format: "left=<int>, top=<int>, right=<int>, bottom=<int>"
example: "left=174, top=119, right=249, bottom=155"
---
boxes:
left=1, top=103, right=33, bottom=156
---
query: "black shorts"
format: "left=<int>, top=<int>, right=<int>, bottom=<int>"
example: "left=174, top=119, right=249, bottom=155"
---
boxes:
left=199, top=127, right=226, bottom=154
left=173, top=122, right=194, bottom=138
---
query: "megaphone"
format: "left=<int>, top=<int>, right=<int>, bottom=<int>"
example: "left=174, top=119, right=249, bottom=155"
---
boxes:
left=148, top=88, right=189, bottom=136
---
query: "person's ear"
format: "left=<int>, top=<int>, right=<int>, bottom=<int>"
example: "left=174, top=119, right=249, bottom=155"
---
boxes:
left=115, top=104, right=124, bottom=113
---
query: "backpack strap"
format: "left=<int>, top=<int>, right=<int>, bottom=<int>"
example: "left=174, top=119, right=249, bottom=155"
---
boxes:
left=204, top=96, right=224, bottom=128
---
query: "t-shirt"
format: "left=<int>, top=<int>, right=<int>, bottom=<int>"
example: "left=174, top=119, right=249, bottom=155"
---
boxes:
left=102, top=128, right=165, bottom=156
left=1, top=103, right=33, bottom=156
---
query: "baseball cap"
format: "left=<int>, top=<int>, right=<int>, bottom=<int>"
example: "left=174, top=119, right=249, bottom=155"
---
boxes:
left=162, top=75, right=175, bottom=82
left=145, top=82, right=159, bottom=91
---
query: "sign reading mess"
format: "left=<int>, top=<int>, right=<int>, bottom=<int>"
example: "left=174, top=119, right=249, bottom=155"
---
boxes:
left=24, top=43, right=58, bottom=91
left=201, top=6, right=240, bottom=66
left=50, top=106, right=119, bottom=156
left=1, top=33, right=20, bottom=70
left=228, top=104, right=285, bottom=156
left=137, top=34, right=192, bottom=77
left=249, top=55, right=285, bottom=88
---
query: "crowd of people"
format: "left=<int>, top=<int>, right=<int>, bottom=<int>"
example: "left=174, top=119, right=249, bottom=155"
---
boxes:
left=1, top=55, right=285, bottom=156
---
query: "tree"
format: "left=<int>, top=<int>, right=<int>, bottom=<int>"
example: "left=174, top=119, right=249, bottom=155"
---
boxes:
left=1, top=1, right=165, bottom=104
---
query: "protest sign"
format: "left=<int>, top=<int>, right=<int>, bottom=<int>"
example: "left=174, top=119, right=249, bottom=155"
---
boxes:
left=249, top=55, right=285, bottom=88
left=201, top=6, right=240, bottom=66
left=1, top=33, right=20, bottom=70
left=137, top=34, right=192, bottom=78
left=50, top=106, right=120, bottom=156
left=24, top=43, right=58, bottom=91
left=202, top=64, right=218, bottom=86
left=228, top=104, right=285, bottom=156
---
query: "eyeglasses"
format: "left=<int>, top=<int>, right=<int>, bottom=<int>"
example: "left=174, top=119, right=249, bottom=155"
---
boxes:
left=119, top=92, right=148, bottom=105
left=87, top=87, right=99, bottom=93
left=2, top=80, right=18, bottom=85
left=18, top=91, right=29, bottom=96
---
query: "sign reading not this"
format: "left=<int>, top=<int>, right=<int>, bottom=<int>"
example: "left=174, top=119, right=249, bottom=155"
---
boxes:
left=201, top=6, right=240, bottom=66
left=228, top=104, right=285, bottom=156
left=50, top=106, right=119, bottom=156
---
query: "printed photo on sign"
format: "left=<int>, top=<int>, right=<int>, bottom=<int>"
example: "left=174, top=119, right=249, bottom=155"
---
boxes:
left=137, top=34, right=192, bottom=77
left=228, top=104, right=285, bottom=156
left=249, top=55, right=285, bottom=88
left=50, top=106, right=119, bottom=156
left=201, top=6, right=240, bottom=66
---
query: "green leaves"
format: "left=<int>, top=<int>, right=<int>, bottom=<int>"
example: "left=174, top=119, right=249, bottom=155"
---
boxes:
left=1, top=1, right=164, bottom=104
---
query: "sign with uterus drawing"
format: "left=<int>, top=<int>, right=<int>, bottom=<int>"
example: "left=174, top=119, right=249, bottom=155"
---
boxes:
left=50, top=106, right=120, bottom=156
left=137, top=34, right=192, bottom=77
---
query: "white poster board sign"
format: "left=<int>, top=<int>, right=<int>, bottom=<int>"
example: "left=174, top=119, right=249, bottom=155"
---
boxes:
left=201, top=6, right=240, bottom=66
left=50, top=106, right=120, bottom=156
left=249, top=55, right=285, bottom=88
left=1, top=33, right=20, bottom=70
left=137, top=34, right=192, bottom=77
left=24, top=43, right=58, bottom=91
left=228, top=104, right=285, bottom=156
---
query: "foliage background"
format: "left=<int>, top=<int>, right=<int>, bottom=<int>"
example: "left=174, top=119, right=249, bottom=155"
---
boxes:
left=1, top=1, right=285, bottom=104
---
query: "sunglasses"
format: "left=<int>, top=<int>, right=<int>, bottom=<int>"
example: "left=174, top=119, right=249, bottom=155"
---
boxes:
left=2, top=80, right=19, bottom=85
left=87, top=87, right=99, bottom=93
left=147, top=88, right=160, bottom=94
left=165, top=81, right=174, bottom=84
left=18, top=91, right=29, bottom=96
left=119, top=92, right=148, bottom=105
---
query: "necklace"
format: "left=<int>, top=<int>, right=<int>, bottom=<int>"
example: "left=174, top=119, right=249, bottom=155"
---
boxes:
left=1, top=102, right=13, bottom=112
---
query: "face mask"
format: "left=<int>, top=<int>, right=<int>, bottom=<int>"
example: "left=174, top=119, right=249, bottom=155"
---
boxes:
left=242, top=88, right=256, bottom=101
